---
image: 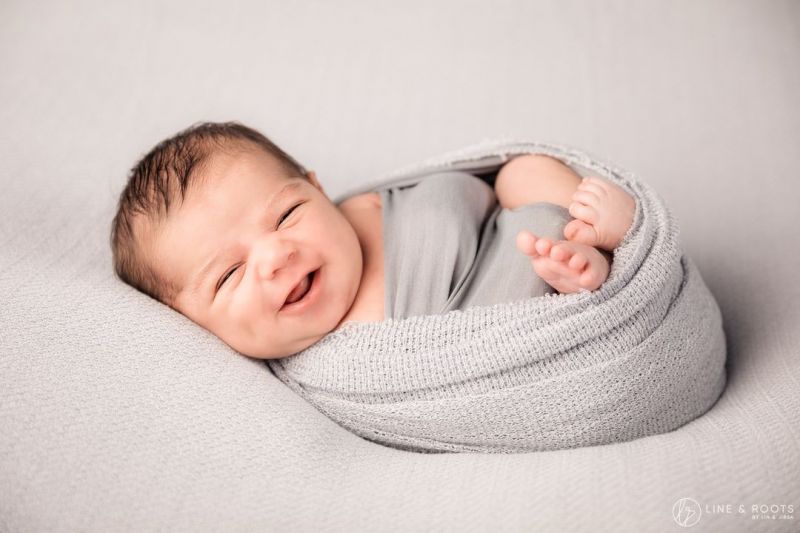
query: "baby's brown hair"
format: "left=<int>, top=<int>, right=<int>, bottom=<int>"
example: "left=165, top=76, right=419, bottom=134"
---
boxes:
left=110, top=121, right=308, bottom=309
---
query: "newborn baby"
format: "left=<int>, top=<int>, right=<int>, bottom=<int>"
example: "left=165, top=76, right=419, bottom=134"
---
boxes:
left=110, top=121, right=634, bottom=359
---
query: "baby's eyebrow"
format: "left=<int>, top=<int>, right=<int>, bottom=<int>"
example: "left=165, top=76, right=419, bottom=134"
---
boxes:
left=188, top=180, right=303, bottom=296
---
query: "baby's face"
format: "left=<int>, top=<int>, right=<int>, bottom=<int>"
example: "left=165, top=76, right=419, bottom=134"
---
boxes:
left=150, top=146, right=363, bottom=359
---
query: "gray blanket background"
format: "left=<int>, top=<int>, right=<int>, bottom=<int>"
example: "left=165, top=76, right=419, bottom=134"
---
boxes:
left=268, top=139, right=728, bottom=453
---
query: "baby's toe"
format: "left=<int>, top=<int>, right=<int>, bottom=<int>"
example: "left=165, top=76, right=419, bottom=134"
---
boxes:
left=534, top=237, right=553, bottom=256
left=569, top=202, right=599, bottom=224
left=516, top=230, right=538, bottom=256
left=572, top=190, right=600, bottom=206
left=563, top=219, right=581, bottom=240
left=584, top=176, right=611, bottom=188
left=578, top=270, right=599, bottom=290
left=579, top=267, right=606, bottom=291
left=550, top=243, right=572, bottom=262
left=568, top=252, right=588, bottom=272
left=587, top=176, right=621, bottom=199
left=564, top=219, right=599, bottom=246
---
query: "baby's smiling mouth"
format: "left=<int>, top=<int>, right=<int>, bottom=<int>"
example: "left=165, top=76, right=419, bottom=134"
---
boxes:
left=282, top=270, right=316, bottom=307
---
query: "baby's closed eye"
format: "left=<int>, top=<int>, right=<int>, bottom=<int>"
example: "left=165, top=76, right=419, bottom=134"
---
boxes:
left=217, top=202, right=305, bottom=291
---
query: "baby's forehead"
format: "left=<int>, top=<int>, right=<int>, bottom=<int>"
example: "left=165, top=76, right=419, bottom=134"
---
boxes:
left=192, top=145, right=289, bottom=194
left=166, top=158, right=293, bottom=228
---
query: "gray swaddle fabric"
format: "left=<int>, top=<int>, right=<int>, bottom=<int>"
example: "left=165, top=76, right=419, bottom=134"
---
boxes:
left=266, top=139, right=727, bottom=454
left=379, top=170, right=572, bottom=319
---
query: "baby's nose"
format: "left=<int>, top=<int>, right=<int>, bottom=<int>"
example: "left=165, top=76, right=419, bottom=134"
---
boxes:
left=257, top=250, right=296, bottom=280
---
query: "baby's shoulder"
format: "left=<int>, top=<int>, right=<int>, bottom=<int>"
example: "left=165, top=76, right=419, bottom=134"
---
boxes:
left=339, top=191, right=382, bottom=211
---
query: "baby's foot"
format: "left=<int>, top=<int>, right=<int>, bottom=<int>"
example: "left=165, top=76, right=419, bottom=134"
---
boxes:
left=516, top=230, right=611, bottom=294
left=563, top=176, right=636, bottom=252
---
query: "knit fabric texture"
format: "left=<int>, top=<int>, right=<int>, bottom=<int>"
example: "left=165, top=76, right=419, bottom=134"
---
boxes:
left=266, top=139, right=728, bottom=454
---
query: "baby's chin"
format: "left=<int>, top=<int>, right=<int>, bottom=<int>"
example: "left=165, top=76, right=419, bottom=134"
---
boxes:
left=230, top=328, right=306, bottom=359
left=236, top=313, right=342, bottom=360
left=235, top=338, right=307, bottom=360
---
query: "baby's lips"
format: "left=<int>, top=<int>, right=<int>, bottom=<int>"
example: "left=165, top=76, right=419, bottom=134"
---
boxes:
left=284, top=273, right=311, bottom=305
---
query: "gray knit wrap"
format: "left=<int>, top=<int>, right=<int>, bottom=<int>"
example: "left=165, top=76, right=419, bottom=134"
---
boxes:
left=266, top=139, right=727, bottom=454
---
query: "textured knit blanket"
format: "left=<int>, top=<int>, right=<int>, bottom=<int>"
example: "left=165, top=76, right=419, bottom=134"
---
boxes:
left=266, top=139, right=727, bottom=454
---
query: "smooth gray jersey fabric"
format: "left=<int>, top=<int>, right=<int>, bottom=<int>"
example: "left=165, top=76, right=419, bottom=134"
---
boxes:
left=380, top=170, right=573, bottom=319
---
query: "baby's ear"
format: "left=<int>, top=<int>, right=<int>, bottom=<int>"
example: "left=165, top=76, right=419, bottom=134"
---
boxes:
left=306, top=170, right=324, bottom=194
